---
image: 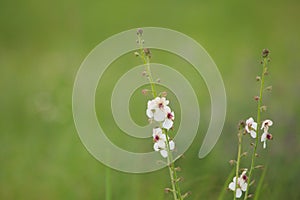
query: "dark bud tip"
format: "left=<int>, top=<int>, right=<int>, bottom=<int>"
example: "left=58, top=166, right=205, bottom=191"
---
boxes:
left=143, top=48, right=151, bottom=58
left=164, top=188, right=172, bottom=193
left=229, top=160, right=236, bottom=165
left=262, top=49, right=270, bottom=58
left=239, top=120, right=246, bottom=128
left=137, top=28, right=143, bottom=36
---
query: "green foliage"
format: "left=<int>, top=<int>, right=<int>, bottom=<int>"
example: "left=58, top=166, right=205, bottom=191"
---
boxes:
left=1, top=0, right=300, bottom=199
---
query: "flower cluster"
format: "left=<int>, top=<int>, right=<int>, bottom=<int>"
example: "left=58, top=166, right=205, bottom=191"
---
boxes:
left=261, top=119, right=273, bottom=149
left=146, top=97, right=175, bottom=130
left=152, top=128, right=175, bottom=158
left=146, top=97, right=175, bottom=158
left=245, top=117, right=273, bottom=148
left=228, top=170, right=248, bottom=198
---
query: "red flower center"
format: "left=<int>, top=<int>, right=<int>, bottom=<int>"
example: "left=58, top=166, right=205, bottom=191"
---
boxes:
left=158, top=102, right=163, bottom=108
left=267, top=133, right=273, bottom=140
left=167, top=112, right=173, bottom=119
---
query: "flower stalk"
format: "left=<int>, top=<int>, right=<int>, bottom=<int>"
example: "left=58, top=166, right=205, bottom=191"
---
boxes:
left=136, top=28, right=183, bottom=200
left=243, top=51, right=270, bottom=200
left=234, top=123, right=244, bottom=200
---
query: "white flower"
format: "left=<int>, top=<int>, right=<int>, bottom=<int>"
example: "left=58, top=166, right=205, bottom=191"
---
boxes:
left=152, top=127, right=175, bottom=158
left=260, top=119, right=273, bottom=149
left=261, top=119, right=273, bottom=132
left=152, top=128, right=166, bottom=150
left=245, top=117, right=257, bottom=138
left=146, top=97, right=170, bottom=122
left=162, top=109, right=175, bottom=130
left=228, top=170, right=248, bottom=198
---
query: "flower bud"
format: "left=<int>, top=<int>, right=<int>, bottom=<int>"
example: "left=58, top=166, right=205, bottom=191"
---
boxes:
left=262, top=49, right=270, bottom=58
left=136, top=28, right=143, bottom=36
left=265, top=86, right=272, bottom=91
left=164, top=188, right=172, bottom=193
left=161, top=91, right=167, bottom=97
left=260, top=105, right=267, bottom=112
left=143, top=48, right=151, bottom=58
left=142, top=89, right=149, bottom=95
left=254, top=165, right=264, bottom=169
left=256, top=76, right=261, bottom=81
left=141, top=70, right=147, bottom=76
left=264, top=70, right=269, bottom=76
left=254, top=96, right=260, bottom=101
left=182, top=191, right=192, bottom=199
left=229, top=160, right=236, bottom=165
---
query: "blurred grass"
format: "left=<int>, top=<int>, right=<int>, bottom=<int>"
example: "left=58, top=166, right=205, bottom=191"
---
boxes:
left=1, top=0, right=300, bottom=199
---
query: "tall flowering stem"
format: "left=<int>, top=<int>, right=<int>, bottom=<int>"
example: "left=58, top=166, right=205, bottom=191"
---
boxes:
left=243, top=50, right=270, bottom=199
left=136, top=28, right=183, bottom=200
left=234, top=122, right=244, bottom=200
left=136, top=30, right=157, bottom=97
left=164, top=128, right=183, bottom=200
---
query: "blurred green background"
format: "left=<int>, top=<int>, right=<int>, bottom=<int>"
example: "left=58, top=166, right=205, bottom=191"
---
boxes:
left=1, top=0, right=300, bottom=199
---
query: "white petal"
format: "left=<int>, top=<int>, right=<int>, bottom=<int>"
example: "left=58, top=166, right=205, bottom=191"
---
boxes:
left=246, top=117, right=254, bottom=125
left=160, top=134, right=167, bottom=141
left=146, top=109, right=153, bottom=118
left=241, top=182, right=248, bottom=192
left=261, top=132, right=267, bottom=142
left=153, top=109, right=166, bottom=121
left=163, top=119, right=173, bottom=130
left=228, top=182, right=236, bottom=191
left=252, top=122, right=257, bottom=131
left=233, top=177, right=237, bottom=183
left=152, top=128, right=162, bottom=139
left=250, top=130, right=257, bottom=138
left=157, top=140, right=166, bottom=149
left=169, top=140, right=175, bottom=150
left=164, top=106, right=171, bottom=113
left=261, top=119, right=273, bottom=130
left=263, top=141, right=266, bottom=149
left=171, top=111, right=175, bottom=120
left=241, top=169, right=247, bottom=176
left=160, top=150, right=168, bottom=158
left=153, top=143, right=159, bottom=151
left=236, top=188, right=242, bottom=198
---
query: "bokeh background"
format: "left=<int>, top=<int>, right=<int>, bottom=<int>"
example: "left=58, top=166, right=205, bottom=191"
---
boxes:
left=1, top=0, right=299, bottom=199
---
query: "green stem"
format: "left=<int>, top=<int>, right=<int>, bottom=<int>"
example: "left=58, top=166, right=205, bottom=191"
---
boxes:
left=234, top=128, right=243, bottom=200
left=243, top=58, right=268, bottom=200
left=165, top=131, right=183, bottom=200
left=137, top=33, right=182, bottom=200
left=105, top=167, right=111, bottom=200
left=137, top=35, right=157, bottom=98
left=165, top=132, right=179, bottom=200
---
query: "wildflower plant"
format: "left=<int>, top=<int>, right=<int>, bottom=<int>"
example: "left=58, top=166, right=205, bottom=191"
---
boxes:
left=135, top=28, right=187, bottom=200
left=134, top=29, right=274, bottom=200
left=226, top=49, right=274, bottom=199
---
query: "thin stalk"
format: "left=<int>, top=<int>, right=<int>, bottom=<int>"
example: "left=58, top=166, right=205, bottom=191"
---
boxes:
left=243, top=58, right=268, bottom=199
left=137, top=35, right=157, bottom=97
left=234, top=127, right=243, bottom=200
left=105, top=167, right=111, bottom=200
left=137, top=32, right=182, bottom=200
left=165, top=132, right=179, bottom=200
left=165, top=131, right=183, bottom=200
